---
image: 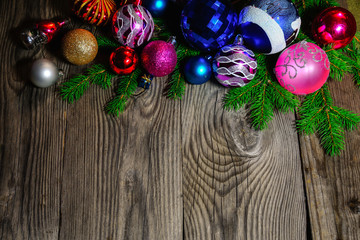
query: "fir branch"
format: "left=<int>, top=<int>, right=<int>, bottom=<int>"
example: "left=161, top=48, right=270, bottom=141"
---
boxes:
left=267, top=79, right=300, bottom=112
left=297, top=84, right=360, bottom=155
left=60, top=64, right=115, bottom=103
left=96, top=35, right=119, bottom=48
left=153, top=17, right=172, bottom=40
left=167, top=43, right=201, bottom=99
left=105, top=68, right=143, bottom=116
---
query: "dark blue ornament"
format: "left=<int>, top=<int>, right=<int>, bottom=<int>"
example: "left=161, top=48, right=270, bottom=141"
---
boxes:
left=138, top=74, right=153, bottom=89
left=238, top=0, right=301, bottom=54
left=184, top=56, right=212, bottom=85
left=181, top=0, right=238, bottom=53
left=143, top=0, right=169, bottom=17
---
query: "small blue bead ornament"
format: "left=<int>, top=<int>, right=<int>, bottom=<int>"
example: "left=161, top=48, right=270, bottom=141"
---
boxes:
left=143, top=0, right=168, bottom=17
left=181, top=0, right=238, bottom=53
left=184, top=56, right=212, bottom=85
left=238, top=0, right=301, bottom=55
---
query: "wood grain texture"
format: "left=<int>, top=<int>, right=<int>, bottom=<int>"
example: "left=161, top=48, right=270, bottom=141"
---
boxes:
left=298, top=1, right=360, bottom=240
left=181, top=81, right=307, bottom=239
left=0, top=0, right=182, bottom=239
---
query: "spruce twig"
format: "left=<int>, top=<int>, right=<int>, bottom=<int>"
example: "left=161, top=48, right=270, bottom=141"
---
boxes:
left=60, top=64, right=116, bottom=103
left=297, top=84, right=360, bottom=155
left=96, top=35, right=119, bottom=48
left=105, top=68, right=143, bottom=116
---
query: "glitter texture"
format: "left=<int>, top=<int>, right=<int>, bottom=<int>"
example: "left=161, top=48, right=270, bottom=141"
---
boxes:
left=141, top=40, right=177, bottom=77
left=62, top=29, right=98, bottom=65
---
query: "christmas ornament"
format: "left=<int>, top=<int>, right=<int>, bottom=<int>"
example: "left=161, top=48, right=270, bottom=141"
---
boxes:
left=213, top=42, right=257, bottom=87
left=117, top=0, right=142, bottom=6
left=30, top=59, right=63, bottom=88
left=138, top=74, right=153, bottom=89
left=180, top=0, right=238, bottom=52
left=143, top=0, right=168, bottom=17
left=112, top=4, right=154, bottom=48
left=109, top=46, right=139, bottom=74
left=73, top=0, right=117, bottom=26
left=141, top=40, right=177, bottom=77
left=62, top=29, right=98, bottom=65
left=20, top=17, right=70, bottom=49
left=312, top=7, right=357, bottom=50
left=238, top=0, right=301, bottom=55
left=274, top=41, right=330, bottom=95
left=184, top=56, right=212, bottom=85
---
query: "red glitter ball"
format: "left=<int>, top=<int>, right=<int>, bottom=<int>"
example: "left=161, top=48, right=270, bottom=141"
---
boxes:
left=312, top=7, right=357, bottom=49
left=110, top=46, right=139, bottom=75
left=141, top=40, right=177, bottom=77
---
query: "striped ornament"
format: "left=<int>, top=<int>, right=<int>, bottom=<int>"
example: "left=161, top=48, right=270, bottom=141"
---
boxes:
left=73, top=0, right=117, bottom=26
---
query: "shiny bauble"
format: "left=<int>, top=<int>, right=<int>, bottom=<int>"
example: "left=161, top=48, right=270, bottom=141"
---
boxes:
left=274, top=41, right=330, bottom=95
left=184, top=56, right=212, bottom=85
left=141, top=40, right=177, bottom=77
left=62, top=29, right=98, bottom=65
left=30, top=59, right=62, bottom=88
left=213, top=43, right=257, bottom=87
left=238, top=0, right=301, bottom=55
left=180, top=0, right=238, bottom=52
left=143, top=0, right=168, bottom=17
left=312, top=7, right=356, bottom=50
left=109, top=46, right=139, bottom=75
left=112, top=4, right=154, bottom=48
left=73, top=0, right=117, bottom=26
left=20, top=18, right=70, bottom=49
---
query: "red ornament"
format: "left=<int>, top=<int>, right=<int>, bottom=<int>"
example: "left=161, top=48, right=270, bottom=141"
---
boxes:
left=20, top=18, right=70, bottom=49
left=117, top=0, right=142, bottom=6
left=73, top=0, right=117, bottom=26
left=141, top=40, right=177, bottom=77
left=312, top=7, right=357, bottom=49
left=109, top=46, right=139, bottom=75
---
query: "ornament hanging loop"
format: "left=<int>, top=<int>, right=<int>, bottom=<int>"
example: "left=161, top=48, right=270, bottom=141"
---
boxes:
left=234, top=34, right=244, bottom=45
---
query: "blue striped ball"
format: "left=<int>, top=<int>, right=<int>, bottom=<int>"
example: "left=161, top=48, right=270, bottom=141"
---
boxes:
left=238, top=0, right=301, bottom=55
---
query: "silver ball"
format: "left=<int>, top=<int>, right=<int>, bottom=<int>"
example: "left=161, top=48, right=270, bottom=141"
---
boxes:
left=30, top=59, right=62, bottom=88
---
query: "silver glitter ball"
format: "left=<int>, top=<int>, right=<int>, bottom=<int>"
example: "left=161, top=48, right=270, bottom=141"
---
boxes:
left=30, top=59, right=62, bottom=88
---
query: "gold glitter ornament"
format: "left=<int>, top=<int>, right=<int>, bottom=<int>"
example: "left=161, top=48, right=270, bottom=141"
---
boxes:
left=62, top=29, right=98, bottom=65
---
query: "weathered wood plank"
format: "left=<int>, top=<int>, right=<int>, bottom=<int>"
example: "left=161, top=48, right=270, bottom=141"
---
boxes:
left=0, top=0, right=183, bottom=239
left=181, top=82, right=307, bottom=239
left=299, top=1, right=360, bottom=239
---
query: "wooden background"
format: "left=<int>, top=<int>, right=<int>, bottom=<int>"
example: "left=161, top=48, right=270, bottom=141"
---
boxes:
left=1, top=0, right=360, bottom=239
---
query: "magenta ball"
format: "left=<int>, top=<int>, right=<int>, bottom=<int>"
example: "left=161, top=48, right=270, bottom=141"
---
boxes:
left=141, top=40, right=177, bottom=77
left=274, top=41, right=330, bottom=95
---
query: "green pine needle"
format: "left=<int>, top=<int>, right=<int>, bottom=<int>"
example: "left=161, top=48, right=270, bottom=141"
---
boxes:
left=153, top=17, right=172, bottom=40
left=167, top=43, right=201, bottom=99
left=297, top=85, right=360, bottom=155
left=96, top=35, right=119, bottom=48
left=60, top=64, right=116, bottom=103
left=105, top=68, right=143, bottom=116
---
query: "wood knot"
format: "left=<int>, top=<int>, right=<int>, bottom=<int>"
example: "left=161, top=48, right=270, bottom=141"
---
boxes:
left=348, top=199, right=360, bottom=214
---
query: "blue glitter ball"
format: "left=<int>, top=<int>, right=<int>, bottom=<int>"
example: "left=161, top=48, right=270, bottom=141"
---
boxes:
left=143, top=0, right=168, bottom=17
left=184, top=56, right=212, bottom=85
left=238, top=0, right=301, bottom=55
left=181, top=0, right=238, bottom=53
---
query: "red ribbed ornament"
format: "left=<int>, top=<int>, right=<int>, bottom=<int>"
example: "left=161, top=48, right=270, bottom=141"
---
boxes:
left=73, top=0, right=117, bottom=26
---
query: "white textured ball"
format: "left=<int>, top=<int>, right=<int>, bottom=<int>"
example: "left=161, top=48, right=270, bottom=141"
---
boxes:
left=30, top=59, right=61, bottom=88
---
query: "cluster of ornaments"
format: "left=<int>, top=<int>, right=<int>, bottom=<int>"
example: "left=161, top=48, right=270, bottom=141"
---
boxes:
left=181, top=0, right=356, bottom=95
left=23, top=0, right=357, bottom=96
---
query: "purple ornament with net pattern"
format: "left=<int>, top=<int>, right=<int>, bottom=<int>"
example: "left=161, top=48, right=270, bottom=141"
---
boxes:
left=212, top=43, right=257, bottom=87
left=112, top=4, right=154, bottom=48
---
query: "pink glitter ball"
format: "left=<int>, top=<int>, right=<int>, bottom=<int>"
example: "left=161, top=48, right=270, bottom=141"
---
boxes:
left=141, top=40, right=177, bottom=77
left=274, top=41, right=330, bottom=95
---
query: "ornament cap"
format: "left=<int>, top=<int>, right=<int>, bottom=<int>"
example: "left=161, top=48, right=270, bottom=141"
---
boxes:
left=234, top=34, right=244, bottom=46
left=167, top=36, right=177, bottom=46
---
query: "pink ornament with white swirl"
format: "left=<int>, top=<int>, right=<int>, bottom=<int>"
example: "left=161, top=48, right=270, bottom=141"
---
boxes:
left=213, top=44, right=257, bottom=87
left=274, top=41, right=330, bottom=95
left=112, top=4, right=154, bottom=48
